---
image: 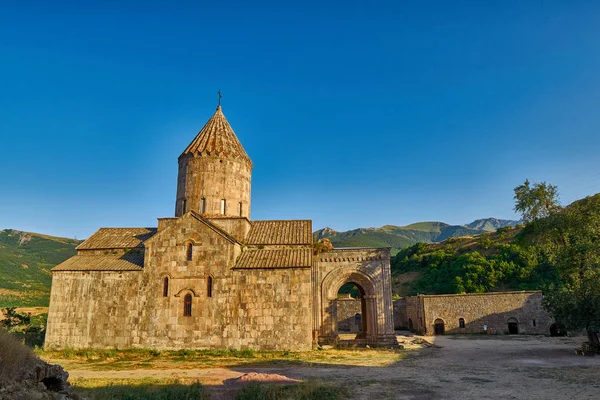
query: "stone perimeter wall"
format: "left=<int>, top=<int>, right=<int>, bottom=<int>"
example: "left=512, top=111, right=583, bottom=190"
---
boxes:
left=407, top=291, right=553, bottom=335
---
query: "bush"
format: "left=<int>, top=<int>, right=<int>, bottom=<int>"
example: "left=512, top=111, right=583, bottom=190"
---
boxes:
left=0, top=328, right=38, bottom=383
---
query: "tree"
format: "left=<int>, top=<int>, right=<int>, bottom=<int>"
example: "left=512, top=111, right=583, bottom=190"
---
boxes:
left=530, top=194, right=600, bottom=345
left=513, top=179, right=561, bottom=223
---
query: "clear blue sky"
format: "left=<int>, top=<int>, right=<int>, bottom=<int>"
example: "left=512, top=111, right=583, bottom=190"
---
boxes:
left=1, top=1, right=599, bottom=239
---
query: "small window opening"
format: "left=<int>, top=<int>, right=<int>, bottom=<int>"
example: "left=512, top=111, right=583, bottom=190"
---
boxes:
left=207, top=276, right=213, bottom=298
left=200, top=197, right=206, bottom=213
left=533, top=319, right=536, bottom=327
left=459, top=318, right=465, bottom=328
left=238, top=202, right=243, bottom=216
left=220, top=199, right=226, bottom=214
left=163, top=277, right=169, bottom=297
left=184, top=294, right=192, bottom=316
left=182, top=199, right=187, bottom=213
left=186, top=243, right=193, bottom=261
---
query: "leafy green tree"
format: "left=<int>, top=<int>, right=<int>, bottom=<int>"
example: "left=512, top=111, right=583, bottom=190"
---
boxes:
left=527, top=194, right=600, bottom=344
left=514, top=179, right=561, bottom=223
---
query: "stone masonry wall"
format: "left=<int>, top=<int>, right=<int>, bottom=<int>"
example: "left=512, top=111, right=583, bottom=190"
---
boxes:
left=393, top=298, right=407, bottom=330
left=45, top=271, right=143, bottom=349
left=335, top=298, right=362, bottom=332
left=176, top=155, right=252, bottom=218
left=419, top=291, right=553, bottom=335
left=139, top=214, right=312, bottom=350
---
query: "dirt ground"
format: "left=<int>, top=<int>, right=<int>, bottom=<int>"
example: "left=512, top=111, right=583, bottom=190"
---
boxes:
left=58, top=334, right=600, bottom=399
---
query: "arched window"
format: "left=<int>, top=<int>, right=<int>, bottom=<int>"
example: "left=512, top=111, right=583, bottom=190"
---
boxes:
left=163, top=277, right=169, bottom=297
left=459, top=318, right=465, bottom=328
left=207, top=276, right=213, bottom=298
left=200, top=197, right=206, bottom=213
left=186, top=243, right=193, bottom=261
left=184, top=294, right=192, bottom=316
left=220, top=199, right=226, bottom=214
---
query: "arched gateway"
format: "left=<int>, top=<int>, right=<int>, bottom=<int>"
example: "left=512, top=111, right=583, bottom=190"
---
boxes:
left=313, top=248, right=398, bottom=346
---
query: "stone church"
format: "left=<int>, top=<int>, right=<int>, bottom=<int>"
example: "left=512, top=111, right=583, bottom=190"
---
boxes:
left=45, top=105, right=397, bottom=350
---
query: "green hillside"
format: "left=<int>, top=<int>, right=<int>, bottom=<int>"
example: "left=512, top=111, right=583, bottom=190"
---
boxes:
left=0, top=230, right=81, bottom=307
left=389, top=195, right=600, bottom=297
left=313, top=218, right=515, bottom=254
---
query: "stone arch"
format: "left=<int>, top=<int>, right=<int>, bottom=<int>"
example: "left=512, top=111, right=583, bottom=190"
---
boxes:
left=174, top=288, right=199, bottom=298
left=320, top=266, right=391, bottom=345
left=434, top=318, right=445, bottom=335
left=507, top=317, right=519, bottom=334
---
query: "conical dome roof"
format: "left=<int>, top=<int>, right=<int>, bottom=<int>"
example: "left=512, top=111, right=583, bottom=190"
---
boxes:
left=180, top=106, right=252, bottom=165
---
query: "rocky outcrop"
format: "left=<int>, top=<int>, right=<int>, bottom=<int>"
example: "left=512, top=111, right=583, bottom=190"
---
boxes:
left=0, top=330, right=77, bottom=400
left=0, top=358, right=76, bottom=400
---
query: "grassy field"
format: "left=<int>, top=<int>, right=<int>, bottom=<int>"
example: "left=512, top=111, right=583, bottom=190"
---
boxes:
left=38, top=347, right=406, bottom=371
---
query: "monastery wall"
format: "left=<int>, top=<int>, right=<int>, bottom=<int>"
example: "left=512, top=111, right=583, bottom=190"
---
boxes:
left=416, top=291, right=553, bottom=335
left=45, top=271, right=142, bottom=349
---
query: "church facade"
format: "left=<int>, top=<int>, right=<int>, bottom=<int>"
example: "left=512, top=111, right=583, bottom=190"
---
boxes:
left=45, top=105, right=397, bottom=350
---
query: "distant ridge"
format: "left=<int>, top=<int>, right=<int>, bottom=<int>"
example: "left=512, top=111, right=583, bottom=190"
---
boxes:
left=0, top=229, right=82, bottom=307
left=313, top=218, right=521, bottom=254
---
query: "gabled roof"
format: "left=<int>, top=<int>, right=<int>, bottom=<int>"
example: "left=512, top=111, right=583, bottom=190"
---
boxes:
left=52, top=252, right=144, bottom=271
left=144, top=210, right=243, bottom=247
left=234, top=248, right=312, bottom=269
left=180, top=106, right=252, bottom=165
left=77, top=228, right=157, bottom=250
left=246, top=220, right=312, bottom=245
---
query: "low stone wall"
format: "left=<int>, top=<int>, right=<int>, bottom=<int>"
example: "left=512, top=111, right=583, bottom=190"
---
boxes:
left=334, top=297, right=362, bottom=332
left=393, top=298, right=407, bottom=329
left=412, top=291, right=553, bottom=335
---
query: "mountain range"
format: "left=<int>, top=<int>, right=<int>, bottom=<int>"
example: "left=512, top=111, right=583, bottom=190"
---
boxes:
left=313, top=218, right=520, bottom=254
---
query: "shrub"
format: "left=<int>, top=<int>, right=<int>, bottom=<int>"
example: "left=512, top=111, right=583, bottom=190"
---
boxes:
left=0, top=328, right=37, bottom=383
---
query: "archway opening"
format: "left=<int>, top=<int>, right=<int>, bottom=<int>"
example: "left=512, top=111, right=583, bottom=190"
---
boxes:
left=336, top=282, right=364, bottom=336
left=507, top=318, right=519, bottom=335
left=434, top=318, right=445, bottom=335
left=408, top=318, right=414, bottom=331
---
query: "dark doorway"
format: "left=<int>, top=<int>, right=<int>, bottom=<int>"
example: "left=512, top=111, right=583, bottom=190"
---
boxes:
left=507, top=318, right=519, bottom=334
left=550, top=323, right=566, bottom=337
left=434, top=318, right=445, bottom=335
left=408, top=318, right=414, bottom=331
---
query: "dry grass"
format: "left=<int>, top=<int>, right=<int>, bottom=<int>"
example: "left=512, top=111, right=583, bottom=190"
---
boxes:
left=0, top=328, right=38, bottom=382
left=38, top=347, right=406, bottom=371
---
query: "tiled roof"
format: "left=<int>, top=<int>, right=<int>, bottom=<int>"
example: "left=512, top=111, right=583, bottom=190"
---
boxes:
left=77, top=228, right=157, bottom=250
left=246, top=220, right=312, bottom=245
left=52, top=252, right=144, bottom=271
left=180, top=106, right=252, bottom=165
left=234, top=248, right=312, bottom=269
